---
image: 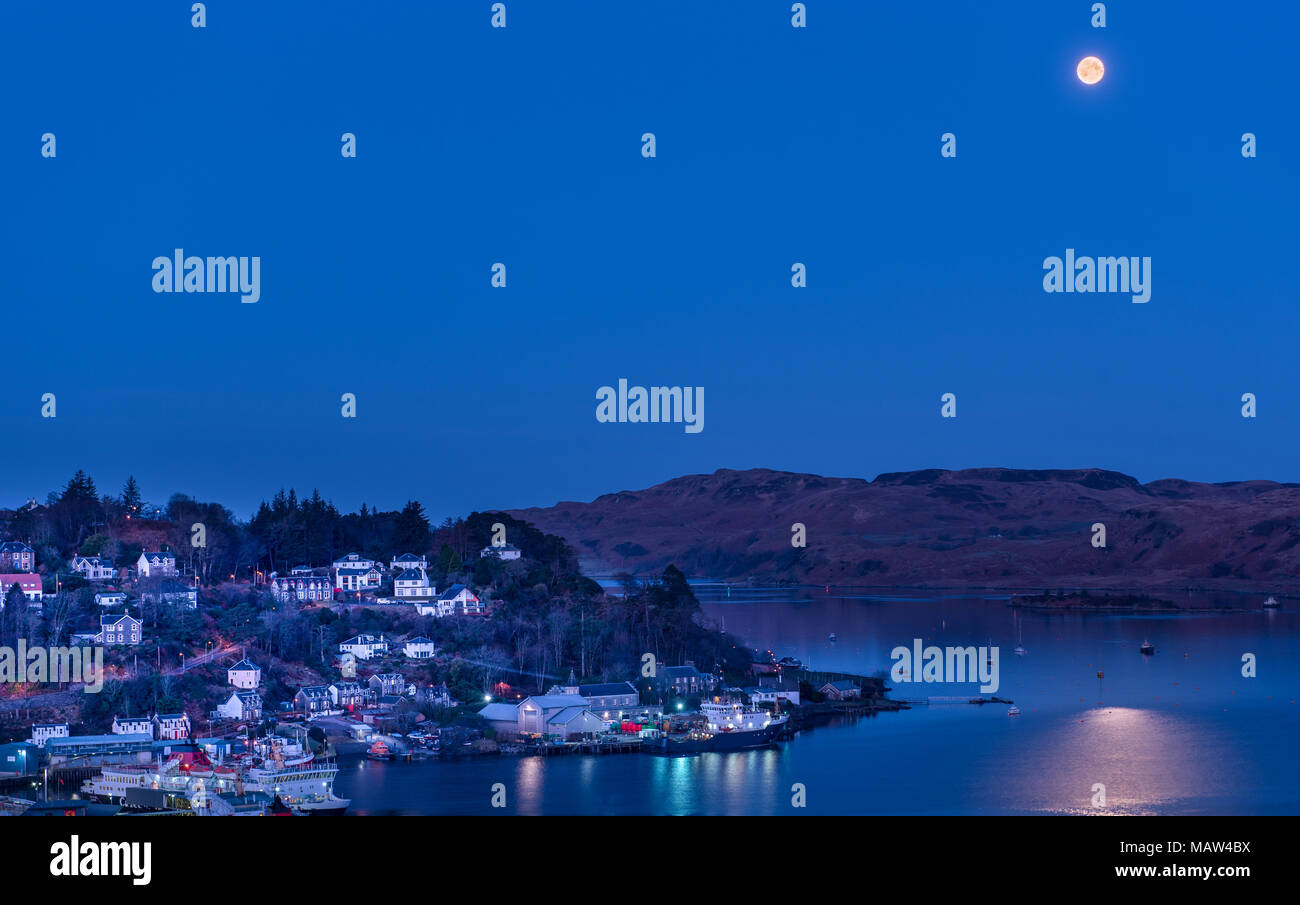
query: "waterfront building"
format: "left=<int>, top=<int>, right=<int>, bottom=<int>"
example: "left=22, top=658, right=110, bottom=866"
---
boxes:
left=29, top=723, right=69, bottom=749
left=153, top=713, right=191, bottom=740
left=45, top=733, right=152, bottom=767
left=819, top=680, right=862, bottom=700
left=0, top=741, right=42, bottom=775
left=756, top=675, right=802, bottom=705
left=548, top=670, right=641, bottom=715
left=479, top=694, right=606, bottom=739
left=112, top=715, right=153, bottom=736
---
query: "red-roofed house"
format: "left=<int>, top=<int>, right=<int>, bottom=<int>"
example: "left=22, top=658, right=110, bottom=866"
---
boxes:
left=0, top=573, right=42, bottom=603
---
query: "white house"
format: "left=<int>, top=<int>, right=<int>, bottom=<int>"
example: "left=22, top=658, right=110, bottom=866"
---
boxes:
left=94, top=591, right=127, bottom=608
left=333, top=553, right=382, bottom=593
left=112, top=715, right=153, bottom=736
left=227, top=658, right=262, bottom=689
left=97, top=613, right=142, bottom=645
left=29, top=723, right=69, bottom=749
left=0, top=573, right=43, bottom=603
left=339, top=633, right=389, bottom=661
left=153, top=713, right=191, bottom=740
left=439, top=584, right=484, bottom=616
left=136, top=550, right=178, bottom=578
left=393, top=568, right=434, bottom=599
left=216, top=690, right=263, bottom=722
left=480, top=543, right=522, bottom=561
left=403, top=636, right=437, bottom=659
left=71, top=555, right=115, bottom=581
left=413, top=598, right=453, bottom=617
left=390, top=553, right=428, bottom=572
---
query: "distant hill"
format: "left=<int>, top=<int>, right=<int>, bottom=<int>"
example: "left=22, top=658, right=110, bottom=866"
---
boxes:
left=508, top=467, right=1300, bottom=591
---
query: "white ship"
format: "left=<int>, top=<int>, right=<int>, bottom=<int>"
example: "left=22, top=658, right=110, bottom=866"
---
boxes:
left=82, top=737, right=349, bottom=815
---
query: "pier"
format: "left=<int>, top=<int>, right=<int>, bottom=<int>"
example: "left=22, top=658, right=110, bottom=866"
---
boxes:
left=523, top=737, right=645, bottom=756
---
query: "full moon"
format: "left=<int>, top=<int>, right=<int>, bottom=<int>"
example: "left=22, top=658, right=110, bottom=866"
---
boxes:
left=1077, top=56, right=1104, bottom=85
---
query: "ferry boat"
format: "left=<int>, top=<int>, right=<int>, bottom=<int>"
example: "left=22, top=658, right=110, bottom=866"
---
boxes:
left=83, top=738, right=349, bottom=815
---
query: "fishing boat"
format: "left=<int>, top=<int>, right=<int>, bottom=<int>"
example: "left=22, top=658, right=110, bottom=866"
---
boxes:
left=1140, top=640, right=1155, bottom=655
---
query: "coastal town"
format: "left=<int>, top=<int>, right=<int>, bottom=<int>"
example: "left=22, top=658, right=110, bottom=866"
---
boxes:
left=0, top=472, right=889, bottom=816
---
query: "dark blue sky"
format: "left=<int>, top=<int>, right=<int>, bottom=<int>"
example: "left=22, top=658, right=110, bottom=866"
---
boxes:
left=2, top=1, right=1296, bottom=522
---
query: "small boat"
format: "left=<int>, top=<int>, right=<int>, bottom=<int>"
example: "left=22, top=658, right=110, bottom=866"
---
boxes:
left=1014, top=620, right=1026, bottom=655
left=1140, top=640, right=1155, bottom=655
left=1263, top=596, right=1280, bottom=608
left=828, top=633, right=838, bottom=642
left=366, top=740, right=392, bottom=760
left=1007, top=705, right=1021, bottom=716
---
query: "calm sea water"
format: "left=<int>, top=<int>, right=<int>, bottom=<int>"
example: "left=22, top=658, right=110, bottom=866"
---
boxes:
left=335, top=588, right=1300, bottom=815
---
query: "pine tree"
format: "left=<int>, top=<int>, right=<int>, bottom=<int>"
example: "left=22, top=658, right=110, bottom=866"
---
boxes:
left=121, top=475, right=142, bottom=512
